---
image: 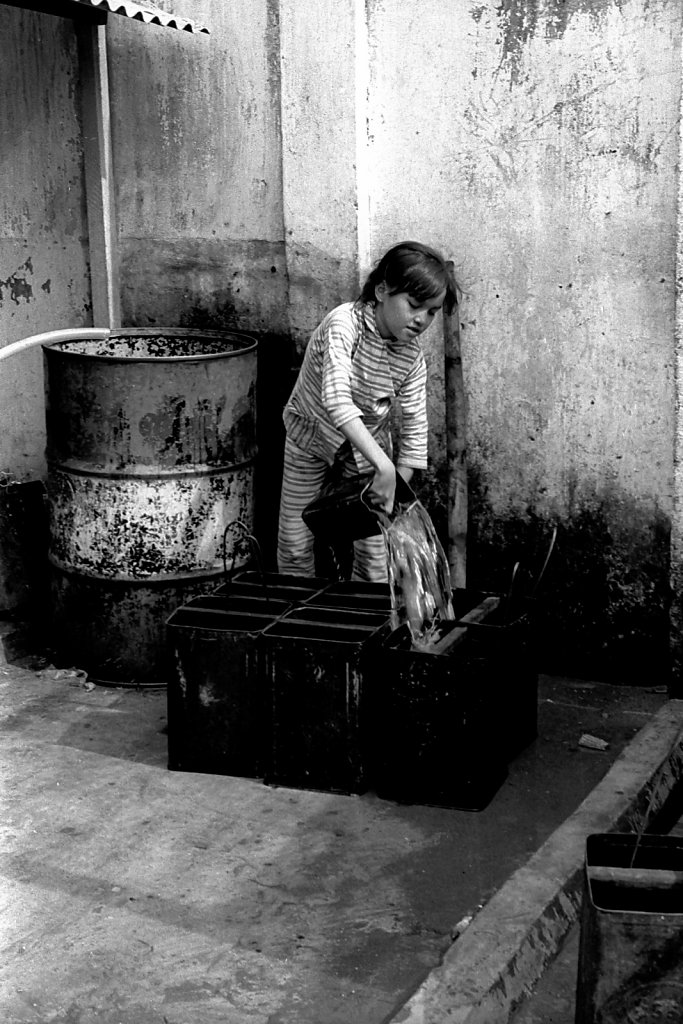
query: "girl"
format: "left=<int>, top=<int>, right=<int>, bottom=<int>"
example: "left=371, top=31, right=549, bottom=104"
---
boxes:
left=277, top=241, right=460, bottom=582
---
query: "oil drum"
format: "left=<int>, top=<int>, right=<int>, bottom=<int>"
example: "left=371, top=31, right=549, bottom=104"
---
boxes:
left=43, top=328, right=257, bottom=685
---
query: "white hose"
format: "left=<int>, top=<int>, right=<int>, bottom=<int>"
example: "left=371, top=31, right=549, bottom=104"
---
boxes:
left=0, top=327, right=111, bottom=363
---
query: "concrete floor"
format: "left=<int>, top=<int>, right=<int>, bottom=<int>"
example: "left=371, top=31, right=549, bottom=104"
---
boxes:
left=0, top=626, right=677, bottom=1024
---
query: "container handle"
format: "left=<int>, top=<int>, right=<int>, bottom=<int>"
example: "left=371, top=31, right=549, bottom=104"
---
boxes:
left=502, top=525, right=557, bottom=623
left=220, top=520, right=289, bottom=608
left=530, top=525, right=558, bottom=597
left=502, top=560, right=522, bottom=623
left=221, top=520, right=264, bottom=579
left=360, top=475, right=418, bottom=523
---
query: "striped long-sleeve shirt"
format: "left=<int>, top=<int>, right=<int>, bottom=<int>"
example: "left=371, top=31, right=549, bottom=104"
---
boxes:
left=283, top=300, right=428, bottom=473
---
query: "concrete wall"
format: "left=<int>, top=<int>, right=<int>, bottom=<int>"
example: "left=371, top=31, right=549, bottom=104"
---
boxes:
left=362, top=0, right=680, bottom=681
left=108, top=1, right=287, bottom=336
left=0, top=0, right=680, bottom=685
left=0, top=8, right=90, bottom=611
left=0, top=9, right=92, bottom=482
left=271, top=0, right=681, bottom=681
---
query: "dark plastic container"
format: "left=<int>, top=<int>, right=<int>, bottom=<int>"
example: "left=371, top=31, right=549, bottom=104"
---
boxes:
left=365, top=591, right=537, bottom=810
left=576, top=833, right=683, bottom=1023
left=262, top=605, right=390, bottom=795
left=166, top=593, right=290, bottom=778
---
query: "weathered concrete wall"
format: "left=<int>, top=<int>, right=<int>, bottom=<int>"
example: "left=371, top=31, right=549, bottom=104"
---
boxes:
left=672, top=58, right=683, bottom=692
left=0, top=9, right=92, bottom=482
left=364, top=0, right=679, bottom=681
left=107, top=1, right=287, bottom=335
left=279, top=0, right=370, bottom=346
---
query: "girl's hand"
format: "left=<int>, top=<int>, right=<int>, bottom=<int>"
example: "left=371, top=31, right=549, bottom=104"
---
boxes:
left=368, top=461, right=396, bottom=513
left=337, top=417, right=398, bottom=512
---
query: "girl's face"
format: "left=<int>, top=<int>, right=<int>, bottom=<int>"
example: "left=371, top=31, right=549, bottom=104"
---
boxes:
left=374, top=282, right=447, bottom=343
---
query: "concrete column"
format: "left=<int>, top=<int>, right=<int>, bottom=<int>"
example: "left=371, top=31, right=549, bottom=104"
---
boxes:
left=279, top=0, right=369, bottom=349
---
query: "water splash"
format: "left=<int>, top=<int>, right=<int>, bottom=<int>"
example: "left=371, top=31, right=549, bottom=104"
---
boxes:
left=380, top=500, right=455, bottom=649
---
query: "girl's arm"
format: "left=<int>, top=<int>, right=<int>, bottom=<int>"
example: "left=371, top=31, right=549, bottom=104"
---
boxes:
left=339, top=417, right=397, bottom=512
left=395, top=355, right=428, bottom=485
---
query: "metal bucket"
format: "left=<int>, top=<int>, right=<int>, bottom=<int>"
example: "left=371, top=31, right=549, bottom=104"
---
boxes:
left=44, top=328, right=257, bottom=684
left=166, top=592, right=289, bottom=778
left=365, top=592, right=517, bottom=810
left=262, top=604, right=390, bottom=794
left=575, top=832, right=683, bottom=1023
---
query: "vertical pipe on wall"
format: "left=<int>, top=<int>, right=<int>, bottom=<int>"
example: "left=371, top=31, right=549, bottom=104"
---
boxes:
left=354, top=0, right=371, bottom=288
left=75, top=16, right=122, bottom=328
left=670, top=39, right=683, bottom=697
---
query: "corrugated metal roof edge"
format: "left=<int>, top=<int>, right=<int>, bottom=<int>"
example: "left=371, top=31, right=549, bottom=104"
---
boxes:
left=73, top=0, right=210, bottom=33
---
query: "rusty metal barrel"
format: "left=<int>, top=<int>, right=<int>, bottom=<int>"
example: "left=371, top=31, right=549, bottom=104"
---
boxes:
left=43, top=328, right=258, bottom=685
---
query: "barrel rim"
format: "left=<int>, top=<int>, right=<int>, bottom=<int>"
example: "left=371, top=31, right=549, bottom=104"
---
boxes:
left=42, top=327, right=258, bottom=362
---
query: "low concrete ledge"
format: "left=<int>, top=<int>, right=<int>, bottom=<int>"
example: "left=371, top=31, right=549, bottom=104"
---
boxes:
left=390, top=700, right=683, bottom=1024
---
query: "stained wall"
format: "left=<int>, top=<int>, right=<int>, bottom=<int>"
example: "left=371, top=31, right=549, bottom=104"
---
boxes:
left=362, top=0, right=679, bottom=680
left=0, top=9, right=91, bottom=481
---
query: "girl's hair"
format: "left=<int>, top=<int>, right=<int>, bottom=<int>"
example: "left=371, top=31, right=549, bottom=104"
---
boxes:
left=360, top=241, right=460, bottom=315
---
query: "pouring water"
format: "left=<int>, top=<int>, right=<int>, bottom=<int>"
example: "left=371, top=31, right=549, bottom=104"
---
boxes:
left=379, top=498, right=455, bottom=650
